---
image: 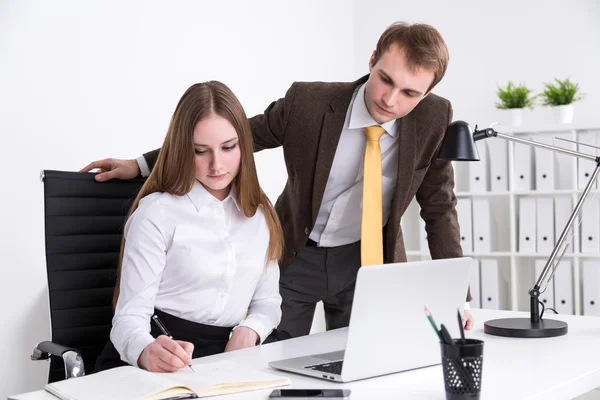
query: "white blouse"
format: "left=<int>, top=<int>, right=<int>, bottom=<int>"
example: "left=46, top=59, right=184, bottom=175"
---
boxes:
left=110, top=180, right=282, bottom=366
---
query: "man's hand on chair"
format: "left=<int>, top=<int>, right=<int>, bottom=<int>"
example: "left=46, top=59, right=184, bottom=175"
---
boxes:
left=80, top=158, right=139, bottom=182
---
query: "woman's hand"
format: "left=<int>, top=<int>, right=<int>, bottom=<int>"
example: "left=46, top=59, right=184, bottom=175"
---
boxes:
left=224, top=326, right=259, bottom=352
left=138, top=335, right=194, bottom=372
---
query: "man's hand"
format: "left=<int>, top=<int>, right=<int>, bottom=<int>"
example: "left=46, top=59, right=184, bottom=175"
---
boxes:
left=462, top=310, right=474, bottom=331
left=137, top=335, right=194, bottom=372
left=80, top=158, right=140, bottom=182
left=224, top=326, right=259, bottom=352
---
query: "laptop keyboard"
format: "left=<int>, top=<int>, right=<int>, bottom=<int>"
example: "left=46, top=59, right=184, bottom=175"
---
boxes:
left=305, top=360, right=343, bottom=375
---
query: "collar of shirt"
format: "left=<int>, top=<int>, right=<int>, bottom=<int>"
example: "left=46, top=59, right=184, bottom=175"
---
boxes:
left=186, top=179, right=241, bottom=212
left=348, top=83, right=398, bottom=137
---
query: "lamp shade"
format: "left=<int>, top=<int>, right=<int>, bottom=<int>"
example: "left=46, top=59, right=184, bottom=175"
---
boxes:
left=438, top=121, right=480, bottom=161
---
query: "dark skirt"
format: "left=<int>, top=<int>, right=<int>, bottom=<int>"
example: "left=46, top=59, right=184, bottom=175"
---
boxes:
left=94, top=309, right=233, bottom=372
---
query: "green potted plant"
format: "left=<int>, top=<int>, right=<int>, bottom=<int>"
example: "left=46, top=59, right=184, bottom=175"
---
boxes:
left=495, top=81, right=537, bottom=126
left=539, top=78, right=585, bottom=124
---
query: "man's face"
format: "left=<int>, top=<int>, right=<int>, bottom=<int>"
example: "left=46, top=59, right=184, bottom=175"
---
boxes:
left=364, top=44, right=435, bottom=124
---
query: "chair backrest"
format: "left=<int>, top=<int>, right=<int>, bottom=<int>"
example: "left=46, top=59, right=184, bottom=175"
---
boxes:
left=42, top=170, right=145, bottom=382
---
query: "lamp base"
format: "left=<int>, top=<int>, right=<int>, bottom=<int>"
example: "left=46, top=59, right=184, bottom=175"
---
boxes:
left=484, top=317, right=568, bottom=338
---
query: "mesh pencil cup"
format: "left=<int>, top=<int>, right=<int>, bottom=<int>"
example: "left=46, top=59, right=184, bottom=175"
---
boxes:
left=440, top=338, right=484, bottom=400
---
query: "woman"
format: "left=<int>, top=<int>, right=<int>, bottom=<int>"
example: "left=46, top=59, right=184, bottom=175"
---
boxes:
left=95, top=81, right=283, bottom=372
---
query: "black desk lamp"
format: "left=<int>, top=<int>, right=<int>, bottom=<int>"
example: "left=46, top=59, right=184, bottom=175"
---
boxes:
left=439, top=121, right=600, bottom=338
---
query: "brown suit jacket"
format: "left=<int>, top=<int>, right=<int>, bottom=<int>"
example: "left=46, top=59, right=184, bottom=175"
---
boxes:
left=144, top=75, right=470, bottom=300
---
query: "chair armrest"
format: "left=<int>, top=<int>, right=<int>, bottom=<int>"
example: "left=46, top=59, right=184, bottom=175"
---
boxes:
left=32, top=341, right=86, bottom=379
left=32, top=341, right=79, bottom=360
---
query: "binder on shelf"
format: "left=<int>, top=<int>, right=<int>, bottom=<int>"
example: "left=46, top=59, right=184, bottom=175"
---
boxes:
left=554, top=196, right=574, bottom=253
left=577, top=131, right=597, bottom=190
left=554, top=260, right=573, bottom=315
left=452, top=158, right=473, bottom=193
left=469, top=140, right=489, bottom=192
left=480, top=259, right=500, bottom=310
left=533, top=135, right=556, bottom=191
left=582, top=260, right=600, bottom=317
left=489, top=139, right=508, bottom=192
left=553, top=132, right=576, bottom=190
left=536, top=197, right=555, bottom=253
left=513, top=139, right=534, bottom=191
left=580, top=197, right=600, bottom=254
left=470, top=259, right=481, bottom=309
left=472, top=198, right=492, bottom=253
left=535, top=259, right=555, bottom=309
left=518, top=197, right=537, bottom=253
left=456, top=198, right=473, bottom=253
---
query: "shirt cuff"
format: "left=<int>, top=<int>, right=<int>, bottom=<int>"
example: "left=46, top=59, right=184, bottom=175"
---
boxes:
left=464, top=302, right=471, bottom=310
left=125, top=333, right=155, bottom=367
left=136, top=155, right=150, bottom=178
left=237, top=317, right=267, bottom=344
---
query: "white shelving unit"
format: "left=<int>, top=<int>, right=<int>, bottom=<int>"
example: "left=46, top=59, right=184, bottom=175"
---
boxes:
left=402, top=123, right=600, bottom=316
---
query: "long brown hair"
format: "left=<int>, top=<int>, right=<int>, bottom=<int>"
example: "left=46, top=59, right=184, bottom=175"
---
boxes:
left=113, top=81, right=283, bottom=308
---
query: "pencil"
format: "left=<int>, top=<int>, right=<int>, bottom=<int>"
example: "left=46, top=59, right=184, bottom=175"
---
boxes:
left=424, top=306, right=442, bottom=341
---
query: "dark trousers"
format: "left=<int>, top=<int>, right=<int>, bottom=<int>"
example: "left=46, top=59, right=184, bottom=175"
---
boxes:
left=276, top=240, right=361, bottom=338
left=94, top=309, right=233, bottom=372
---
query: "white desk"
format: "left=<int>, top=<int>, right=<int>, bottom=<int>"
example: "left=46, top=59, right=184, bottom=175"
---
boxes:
left=9, top=309, right=600, bottom=400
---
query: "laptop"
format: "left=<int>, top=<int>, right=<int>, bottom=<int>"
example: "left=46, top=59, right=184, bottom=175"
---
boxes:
left=269, top=257, right=473, bottom=383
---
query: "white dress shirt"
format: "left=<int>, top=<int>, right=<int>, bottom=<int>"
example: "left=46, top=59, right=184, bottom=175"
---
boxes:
left=309, top=83, right=399, bottom=247
left=110, top=181, right=282, bottom=367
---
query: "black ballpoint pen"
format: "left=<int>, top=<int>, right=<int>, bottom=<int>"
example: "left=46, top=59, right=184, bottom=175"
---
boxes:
left=439, top=324, right=455, bottom=346
left=152, top=315, right=195, bottom=372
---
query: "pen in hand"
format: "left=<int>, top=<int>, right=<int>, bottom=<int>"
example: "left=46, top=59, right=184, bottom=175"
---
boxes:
left=152, top=315, right=195, bottom=372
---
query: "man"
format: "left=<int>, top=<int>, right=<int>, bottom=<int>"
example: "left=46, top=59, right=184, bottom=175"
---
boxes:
left=83, top=21, right=474, bottom=339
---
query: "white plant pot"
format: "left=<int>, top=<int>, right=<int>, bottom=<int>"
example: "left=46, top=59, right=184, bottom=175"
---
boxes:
left=510, top=108, right=524, bottom=126
left=552, top=104, right=574, bottom=124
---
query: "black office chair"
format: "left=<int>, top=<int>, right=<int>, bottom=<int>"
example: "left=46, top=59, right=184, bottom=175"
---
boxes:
left=31, top=170, right=145, bottom=383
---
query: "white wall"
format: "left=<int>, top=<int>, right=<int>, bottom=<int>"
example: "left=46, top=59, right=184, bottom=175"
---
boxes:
left=0, top=1, right=354, bottom=397
left=354, top=0, right=600, bottom=128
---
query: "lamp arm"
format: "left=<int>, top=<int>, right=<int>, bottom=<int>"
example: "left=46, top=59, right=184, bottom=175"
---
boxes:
left=476, top=127, right=600, bottom=322
left=486, top=129, right=600, bottom=289
left=482, top=129, right=598, bottom=162
left=532, top=163, right=600, bottom=293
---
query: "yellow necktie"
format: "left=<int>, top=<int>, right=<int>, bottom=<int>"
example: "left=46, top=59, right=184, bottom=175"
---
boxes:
left=361, top=125, right=385, bottom=266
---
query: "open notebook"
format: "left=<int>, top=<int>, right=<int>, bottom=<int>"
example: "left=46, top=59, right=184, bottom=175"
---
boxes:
left=45, top=360, right=291, bottom=400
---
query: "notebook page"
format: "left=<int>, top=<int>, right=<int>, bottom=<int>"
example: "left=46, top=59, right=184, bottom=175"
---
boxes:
left=45, top=366, right=187, bottom=400
left=163, top=360, right=291, bottom=397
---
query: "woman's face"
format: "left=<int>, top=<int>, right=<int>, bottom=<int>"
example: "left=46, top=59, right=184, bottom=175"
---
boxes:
left=192, top=115, right=241, bottom=201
